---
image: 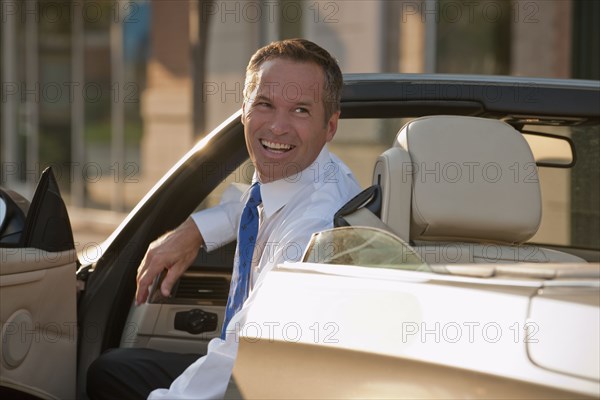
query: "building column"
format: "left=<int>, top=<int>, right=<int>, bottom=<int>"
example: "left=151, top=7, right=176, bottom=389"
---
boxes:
left=1, top=0, right=18, bottom=188
left=140, top=0, right=193, bottom=190
left=510, top=0, right=572, bottom=245
left=511, top=0, right=571, bottom=78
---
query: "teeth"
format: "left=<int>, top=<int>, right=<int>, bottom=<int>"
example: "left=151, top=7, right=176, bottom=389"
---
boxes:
left=261, top=140, right=294, bottom=151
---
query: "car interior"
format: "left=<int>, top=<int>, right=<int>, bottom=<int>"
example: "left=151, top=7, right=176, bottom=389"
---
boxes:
left=121, top=115, right=597, bottom=362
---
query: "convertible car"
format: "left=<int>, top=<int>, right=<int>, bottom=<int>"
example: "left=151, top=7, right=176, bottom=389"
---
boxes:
left=1, top=75, right=599, bottom=399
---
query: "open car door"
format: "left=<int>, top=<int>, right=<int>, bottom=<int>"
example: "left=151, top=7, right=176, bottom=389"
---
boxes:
left=0, top=168, right=77, bottom=399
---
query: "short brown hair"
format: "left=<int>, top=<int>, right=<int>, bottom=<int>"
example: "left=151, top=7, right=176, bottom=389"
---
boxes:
left=244, top=39, right=343, bottom=123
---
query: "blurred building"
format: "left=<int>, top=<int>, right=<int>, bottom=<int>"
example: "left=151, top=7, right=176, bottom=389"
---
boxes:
left=1, top=0, right=598, bottom=246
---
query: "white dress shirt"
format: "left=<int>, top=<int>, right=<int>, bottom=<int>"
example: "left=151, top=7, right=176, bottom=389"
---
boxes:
left=148, top=145, right=361, bottom=399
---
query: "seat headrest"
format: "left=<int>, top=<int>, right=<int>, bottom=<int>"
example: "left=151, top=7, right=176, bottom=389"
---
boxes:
left=395, top=116, right=541, bottom=244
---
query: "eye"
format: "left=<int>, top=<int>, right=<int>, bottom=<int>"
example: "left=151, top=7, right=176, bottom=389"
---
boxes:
left=254, top=101, right=271, bottom=108
left=294, top=107, right=309, bottom=114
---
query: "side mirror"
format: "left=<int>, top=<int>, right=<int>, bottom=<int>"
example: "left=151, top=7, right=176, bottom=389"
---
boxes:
left=0, top=168, right=74, bottom=251
left=0, top=197, right=6, bottom=233
left=0, top=189, right=30, bottom=246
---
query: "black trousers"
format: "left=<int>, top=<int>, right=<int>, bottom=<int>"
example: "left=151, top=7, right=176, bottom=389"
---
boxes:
left=86, top=348, right=200, bottom=400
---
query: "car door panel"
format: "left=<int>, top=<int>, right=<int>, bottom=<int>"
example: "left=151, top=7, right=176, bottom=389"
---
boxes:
left=0, top=248, right=77, bottom=400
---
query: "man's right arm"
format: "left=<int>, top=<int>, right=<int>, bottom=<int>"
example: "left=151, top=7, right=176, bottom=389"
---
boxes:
left=135, top=183, right=247, bottom=306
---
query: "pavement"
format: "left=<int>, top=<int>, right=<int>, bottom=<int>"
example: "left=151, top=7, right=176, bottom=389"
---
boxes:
left=68, top=206, right=128, bottom=253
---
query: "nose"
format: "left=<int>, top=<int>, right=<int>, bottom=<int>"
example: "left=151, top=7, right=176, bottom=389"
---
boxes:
left=269, top=109, right=291, bottom=136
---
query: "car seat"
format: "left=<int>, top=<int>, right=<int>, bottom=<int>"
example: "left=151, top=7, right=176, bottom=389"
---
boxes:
left=335, top=115, right=584, bottom=265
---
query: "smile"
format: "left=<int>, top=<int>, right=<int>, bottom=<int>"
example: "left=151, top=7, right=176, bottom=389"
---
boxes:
left=260, top=139, right=295, bottom=153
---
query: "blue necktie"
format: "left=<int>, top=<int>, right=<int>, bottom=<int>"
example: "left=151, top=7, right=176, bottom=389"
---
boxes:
left=221, top=183, right=262, bottom=338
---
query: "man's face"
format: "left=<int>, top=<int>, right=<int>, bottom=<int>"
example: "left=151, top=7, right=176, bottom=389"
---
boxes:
left=242, top=58, right=339, bottom=183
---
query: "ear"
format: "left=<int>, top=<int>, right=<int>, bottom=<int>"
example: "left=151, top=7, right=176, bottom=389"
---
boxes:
left=241, top=102, right=247, bottom=125
left=325, top=111, right=340, bottom=142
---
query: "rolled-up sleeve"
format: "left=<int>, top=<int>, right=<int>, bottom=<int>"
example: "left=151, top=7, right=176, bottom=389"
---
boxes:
left=191, top=183, right=248, bottom=252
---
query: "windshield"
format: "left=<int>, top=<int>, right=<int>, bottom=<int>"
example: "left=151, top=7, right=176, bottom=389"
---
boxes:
left=302, top=226, right=429, bottom=272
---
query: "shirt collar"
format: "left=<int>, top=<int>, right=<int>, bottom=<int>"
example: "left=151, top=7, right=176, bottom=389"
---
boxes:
left=253, top=145, right=333, bottom=219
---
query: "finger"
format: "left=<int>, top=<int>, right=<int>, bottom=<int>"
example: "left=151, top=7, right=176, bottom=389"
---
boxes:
left=136, top=272, right=151, bottom=306
left=136, top=254, right=149, bottom=281
left=136, top=256, right=161, bottom=306
left=135, top=251, right=152, bottom=304
left=160, top=261, right=187, bottom=298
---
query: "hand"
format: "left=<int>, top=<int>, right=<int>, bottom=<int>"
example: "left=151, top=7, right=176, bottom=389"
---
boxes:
left=135, top=217, right=204, bottom=305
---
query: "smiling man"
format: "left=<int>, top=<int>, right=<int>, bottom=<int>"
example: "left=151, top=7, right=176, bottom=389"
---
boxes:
left=244, top=58, right=337, bottom=183
left=87, top=39, right=361, bottom=400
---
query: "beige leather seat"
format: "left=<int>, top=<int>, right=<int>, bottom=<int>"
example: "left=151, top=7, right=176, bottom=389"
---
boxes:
left=357, top=115, right=583, bottom=264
